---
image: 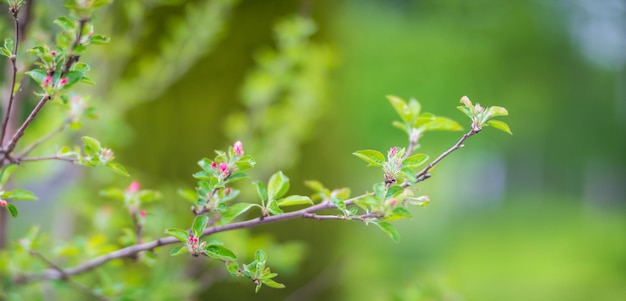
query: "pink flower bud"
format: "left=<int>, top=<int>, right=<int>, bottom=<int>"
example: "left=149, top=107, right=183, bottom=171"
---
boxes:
left=460, top=95, right=472, bottom=107
left=51, top=51, right=57, bottom=56
left=219, top=162, right=229, bottom=176
left=0, top=199, right=7, bottom=207
left=127, top=181, right=140, bottom=193
left=211, top=161, right=217, bottom=169
left=139, top=210, right=147, bottom=218
left=43, top=75, right=53, bottom=87
left=233, top=141, right=244, bottom=156
left=386, top=198, right=398, bottom=206
left=59, top=77, right=68, bottom=86
left=388, top=147, right=397, bottom=158
left=475, top=104, right=484, bottom=113
left=225, top=188, right=232, bottom=195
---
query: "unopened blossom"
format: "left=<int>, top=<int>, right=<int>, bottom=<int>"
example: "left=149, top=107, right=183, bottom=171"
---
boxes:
left=43, top=75, right=53, bottom=87
left=127, top=181, right=140, bottom=193
left=0, top=199, right=7, bottom=207
left=233, top=141, right=244, bottom=156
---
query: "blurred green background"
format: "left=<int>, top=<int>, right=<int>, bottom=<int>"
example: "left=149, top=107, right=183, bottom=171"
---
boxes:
left=5, top=0, right=626, bottom=300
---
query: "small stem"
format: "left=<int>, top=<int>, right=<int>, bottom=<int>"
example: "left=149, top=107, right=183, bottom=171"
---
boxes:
left=4, top=94, right=50, bottom=156
left=1, top=10, right=21, bottom=146
left=17, top=121, right=68, bottom=157
left=414, top=128, right=480, bottom=183
left=61, top=18, right=88, bottom=77
left=19, top=154, right=77, bottom=163
left=31, top=251, right=108, bottom=301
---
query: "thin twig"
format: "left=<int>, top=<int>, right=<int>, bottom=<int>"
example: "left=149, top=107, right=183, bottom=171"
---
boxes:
left=19, top=154, right=77, bottom=163
left=0, top=7, right=21, bottom=146
left=4, top=94, right=50, bottom=155
left=30, top=251, right=108, bottom=301
left=61, top=18, right=88, bottom=77
left=414, top=128, right=480, bottom=183
left=17, top=121, right=68, bottom=157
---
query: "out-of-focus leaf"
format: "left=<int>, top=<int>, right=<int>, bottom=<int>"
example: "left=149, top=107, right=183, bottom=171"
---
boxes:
left=352, top=150, right=385, bottom=167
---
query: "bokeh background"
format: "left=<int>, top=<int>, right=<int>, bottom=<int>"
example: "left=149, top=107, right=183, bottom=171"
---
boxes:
left=3, top=0, right=625, bottom=300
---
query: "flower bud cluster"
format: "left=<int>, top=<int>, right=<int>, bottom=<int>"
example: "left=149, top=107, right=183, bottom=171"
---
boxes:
left=383, top=146, right=404, bottom=185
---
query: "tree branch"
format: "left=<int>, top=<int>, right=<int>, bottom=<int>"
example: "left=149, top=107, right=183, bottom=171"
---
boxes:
left=414, top=128, right=480, bottom=183
left=3, top=94, right=50, bottom=156
left=16, top=120, right=68, bottom=157
left=1, top=7, right=22, bottom=146
left=19, top=194, right=370, bottom=283
left=18, top=154, right=77, bottom=163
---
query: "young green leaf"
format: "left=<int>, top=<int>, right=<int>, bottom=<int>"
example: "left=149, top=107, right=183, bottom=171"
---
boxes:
left=6, top=203, right=18, bottom=217
left=421, top=117, right=463, bottom=132
left=0, top=164, right=18, bottom=188
left=6, top=189, right=38, bottom=201
left=352, top=150, right=385, bottom=167
left=170, top=245, right=189, bottom=256
left=262, top=278, right=285, bottom=289
left=0, top=47, right=11, bottom=57
left=205, top=244, right=237, bottom=261
left=384, top=207, right=412, bottom=221
left=267, top=201, right=283, bottom=215
left=488, top=106, right=509, bottom=118
left=25, top=69, right=47, bottom=85
left=99, top=188, right=125, bottom=201
left=222, top=203, right=258, bottom=223
left=89, top=34, right=110, bottom=44
left=373, top=221, right=400, bottom=243
left=277, top=195, right=313, bottom=207
left=486, top=120, right=512, bottom=135
left=81, top=136, right=102, bottom=152
left=253, top=181, right=268, bottom=203
left=402, top=153, right=429, bottom=169
left=192, top=215, right=209, bottom=238
left=106, top=162, right=129, bottom=177
left=4, top=38, right=14, bottom=53
left=53, top=17, right=76, bottom=31
left=177, top=188, right=197, bottom=203
left=267, top=171, right=289, bottom=200
left=386, top=95, right=412, bottom=124
left=164, top=228, right=189, bottom=243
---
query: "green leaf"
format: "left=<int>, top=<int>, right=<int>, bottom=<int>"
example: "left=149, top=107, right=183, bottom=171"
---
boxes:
left=81, top=136, right=102, bottom=151
left=255, top=249, right=267, bottom=263
left=253, top=181, right=268, bottom=203
left=391, top=120, right=407, bottom=132
left=0, top=164, right=18, bottom=188
left=486, top=120, right=512, bottom=135
left=138, top=190, right=161, bottom=203
left=0, top=47, right=11, bottom=57
left=262, top=278, right=285, bottom=289
left=106, top=162, right=129, bottom=177
left=53, top=17, right=76, bottom=31
left=227, top=171, right=249, bottom=182
left=402, top=153, right=429, bottom=169
left=222, top=203, right=257, bottom=223
left=6, top=189, right=37, bottom=201
left=387, top=95, right=412, bottom=124
left=192, top=170, right=212, bottom=180
left=99, top=188, right=125, bottom=201
left=4, top=38, right=14, bottom=53
left=422, top=117, right=463, bottom=132
left=373, top=221, right=400, bottom=243
left=164, top=228, right=189, bottom=243
left=60, top=71, right=84, bottom=89
left=304, top=180, right=326, bottom=192
left=267, top=171, right=289, bottom=200
left=192, top=215, right=209, bottom=238
left=267, top=201, right=283, bottom=215
left=488, top=106, right=509, bottom=118
left=384, top=207, right=412, bottom=221
left=277, top=195, right=312, bottom=207
left=6, top=203, right=18, bottom=217
left=177, top=188, right=197, bottom=203
left=352, top=150, right=385, bottom=167
left=170, top=245, right=189, bottom=256
left=205, top=244, right=237, bottom=261
left=456, top=106, right=472, bottom=119
left=25, top=69, right=47, bottom=85
left=89, top=34, right=110, bottom=44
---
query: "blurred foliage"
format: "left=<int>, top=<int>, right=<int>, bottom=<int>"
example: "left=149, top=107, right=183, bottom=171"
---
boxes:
left=1, top=0, right=624, bottom=300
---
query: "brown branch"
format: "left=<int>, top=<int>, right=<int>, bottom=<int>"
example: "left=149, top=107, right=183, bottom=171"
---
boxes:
left=19, top=194, right=370, bottom=283
left=61, top=18, right=88, bottom=77
left=18, top=154, right=77, bottom=163
left=414, top=128, right=480, bottom=183
left=3, top=94, right=50, bottom=156
left=1, top=7, right=22, bottom=146
left=17, top=120, right=68, bottom=157
left=31, top=251, right=108, bottom=301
